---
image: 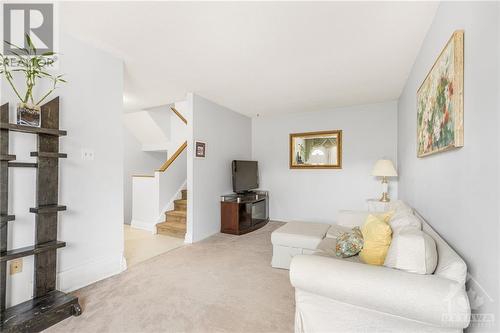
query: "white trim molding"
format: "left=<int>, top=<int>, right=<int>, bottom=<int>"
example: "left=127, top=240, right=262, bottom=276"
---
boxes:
left=56, top=253, right=125, bottom=293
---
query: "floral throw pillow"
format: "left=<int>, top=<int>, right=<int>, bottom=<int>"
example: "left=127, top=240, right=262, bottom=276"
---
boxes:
left=335, top=227, right=364, bottom=258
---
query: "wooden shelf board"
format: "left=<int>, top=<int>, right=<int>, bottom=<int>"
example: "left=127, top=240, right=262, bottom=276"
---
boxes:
left=0, top=155, right=16, bottom=161
left=29, top=205, right=67, bottom=214
left=0, top=99, right=81, bottom=330
left=0, top=241, right=66, bottom=263
left=0, top=215, right=15, bottom=223
left=30, top=152, right=67, bottom=159
left=0, top=290, right=80, bottom=332
left=8, top=162, right=37, bottom=168
left=0, top=123, right=67, bottom=136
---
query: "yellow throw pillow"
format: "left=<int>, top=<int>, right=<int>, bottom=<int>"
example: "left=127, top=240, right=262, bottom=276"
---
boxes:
left=359, top=213, right=393, bottom=265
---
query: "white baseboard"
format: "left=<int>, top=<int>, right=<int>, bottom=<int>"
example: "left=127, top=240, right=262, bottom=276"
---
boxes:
left=130, top=219, right=156, bottom=233
left=57, top=253, right=125, bottom=292
left=192, top=227, right=219, bottom=243
left=184, top=232, right=193, bottom=244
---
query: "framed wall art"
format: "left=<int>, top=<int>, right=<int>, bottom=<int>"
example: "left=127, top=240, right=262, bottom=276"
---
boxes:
left=417, top=30, right=464, bottom=157
left=289, top=130, right=342, bottom=169
left=195, top=141, right=206, bottom=158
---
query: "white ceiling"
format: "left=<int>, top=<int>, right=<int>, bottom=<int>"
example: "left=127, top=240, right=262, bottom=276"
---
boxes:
left=60, top=2, right=438, bottom=116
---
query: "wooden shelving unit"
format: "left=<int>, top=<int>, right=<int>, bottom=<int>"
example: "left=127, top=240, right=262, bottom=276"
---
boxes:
left=0, top=98, right=81, bottom=333
left=220, top=191, right=269, bottom=235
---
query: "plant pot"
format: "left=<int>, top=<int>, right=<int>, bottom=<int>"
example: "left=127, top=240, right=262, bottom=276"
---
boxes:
left=17, top=103, right=41, bottom=127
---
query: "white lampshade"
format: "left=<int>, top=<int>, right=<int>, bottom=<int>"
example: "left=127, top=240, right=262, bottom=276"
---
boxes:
left=372, top=159, right=397, bottom=177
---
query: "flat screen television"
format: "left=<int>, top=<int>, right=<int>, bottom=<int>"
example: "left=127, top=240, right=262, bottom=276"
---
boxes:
left=232, top=160, right=259, bottom=193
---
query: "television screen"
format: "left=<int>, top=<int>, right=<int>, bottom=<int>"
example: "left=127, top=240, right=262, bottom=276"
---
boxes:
left=232, top=160, right=258, bottom=193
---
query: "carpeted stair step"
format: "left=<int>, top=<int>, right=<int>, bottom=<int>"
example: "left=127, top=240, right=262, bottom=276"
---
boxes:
left=165, top=210, right=186, bottom=223
left=174, top=199, right=187, bottom=211
left=156, top=221, right=186, bottom=238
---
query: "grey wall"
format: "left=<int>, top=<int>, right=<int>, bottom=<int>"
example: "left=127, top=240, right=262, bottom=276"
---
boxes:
left=397, top=2, right=499, bottom=331
left=123, top=127, right=165, bottom=224
left=252, top=101, right=398, bottom=223
left=188, top=94, right=252, bottom=242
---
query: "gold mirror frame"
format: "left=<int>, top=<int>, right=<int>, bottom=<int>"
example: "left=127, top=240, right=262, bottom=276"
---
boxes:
left=289, top=130, right=342, bottom=169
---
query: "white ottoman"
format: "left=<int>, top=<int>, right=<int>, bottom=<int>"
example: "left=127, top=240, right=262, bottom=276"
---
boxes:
left=271, top=222, right=330, bottom=269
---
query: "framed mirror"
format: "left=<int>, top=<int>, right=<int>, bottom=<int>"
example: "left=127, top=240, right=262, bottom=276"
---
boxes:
left=289, top=130, right=342, bottom=169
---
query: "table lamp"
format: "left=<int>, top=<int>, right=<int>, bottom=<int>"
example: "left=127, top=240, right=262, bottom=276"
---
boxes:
left=372, top=159, right=397, bottom=202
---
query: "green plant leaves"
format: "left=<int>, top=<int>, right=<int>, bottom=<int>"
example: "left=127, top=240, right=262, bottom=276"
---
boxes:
left=0, top=34, right=67, bottom=106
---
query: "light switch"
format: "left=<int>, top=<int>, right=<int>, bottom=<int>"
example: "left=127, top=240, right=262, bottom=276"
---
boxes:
left=81, top=149, right=95, bottom=161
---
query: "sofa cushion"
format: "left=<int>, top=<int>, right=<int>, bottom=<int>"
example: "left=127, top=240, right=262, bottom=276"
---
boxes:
left=271, top=221, right=330, bottom=249
left=336, top=210, right=370, bottom=228
left=389, top=210, right=422, bottom=234
left=386, top=200, right=414, bottom=214
left=314, top=238, right=361, bottom=263
left=384, top=227, right=438, bottom=274
left=419, top=214, right=468, bottom=284
left=335, top=227, right=364, bottom=258
left=325, top=224, right=352, bottom=239
left=359, top=214, right=393, bottom=265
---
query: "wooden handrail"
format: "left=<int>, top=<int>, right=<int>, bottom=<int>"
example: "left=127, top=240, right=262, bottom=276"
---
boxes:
left=132, top=106, right=187, bottom=177
left=171, top=107, right=187, bottom=124
left=156, top=141, right=187, bottom=172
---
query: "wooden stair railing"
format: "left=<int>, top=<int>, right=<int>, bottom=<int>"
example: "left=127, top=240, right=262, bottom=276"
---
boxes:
left=156, top=141, right=187, bottom=172
left=156, top=103, right=188, bottom=173
left=131, top=104, right=188, bottom=177
left=171, top=106, right=187, bottom=124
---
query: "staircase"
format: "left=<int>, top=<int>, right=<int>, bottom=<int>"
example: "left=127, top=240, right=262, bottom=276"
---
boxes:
left=156, top=189, right=187, bottom=238
left=129, top=100, right=189, bottom=235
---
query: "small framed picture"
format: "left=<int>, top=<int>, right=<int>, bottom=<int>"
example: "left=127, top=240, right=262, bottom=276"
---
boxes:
left=195, top=141, right=206, bottom=158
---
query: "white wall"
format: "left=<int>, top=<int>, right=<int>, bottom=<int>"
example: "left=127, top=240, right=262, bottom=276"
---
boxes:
left=252, top=102, right=397, bottom=223
left=123, top=110, right=169, bottom=152
left=147, top=105, right=172, bottom=143
left=169, top=110, right=188, bottom=154
left=157, top=149, right=187, bottom=217
left=131, top=176, right=157, bottom=231
left=131, top=149, right=187, bottom=232
left=1, top=34, right=125, bottom=306
left=397, top=2, right=499, bottom=331
left=188, top=94, right=252, bottom=242
left=123, top=127, right=165, bottom=224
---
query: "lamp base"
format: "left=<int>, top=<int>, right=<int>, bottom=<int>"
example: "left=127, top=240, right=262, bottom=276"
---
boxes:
left=379, top=192, right=390, bottom=202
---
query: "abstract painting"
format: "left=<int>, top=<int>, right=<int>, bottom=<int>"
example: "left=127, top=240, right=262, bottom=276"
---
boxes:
left=417, top=30, right=464, bottom=157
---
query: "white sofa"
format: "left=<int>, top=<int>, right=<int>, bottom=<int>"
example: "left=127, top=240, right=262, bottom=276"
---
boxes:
left=272, top=202, right=471, bottom=332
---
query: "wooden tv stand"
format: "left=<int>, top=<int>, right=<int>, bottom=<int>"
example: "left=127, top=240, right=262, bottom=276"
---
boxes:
left=220, top=191, right=269, bottom=235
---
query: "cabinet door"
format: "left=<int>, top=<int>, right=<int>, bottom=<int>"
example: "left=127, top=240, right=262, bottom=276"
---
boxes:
left=221, top=202, right=239, bottom=234
left=239, top=203, right=252, bottom=230
left=251, top=199, right=267, bottom=225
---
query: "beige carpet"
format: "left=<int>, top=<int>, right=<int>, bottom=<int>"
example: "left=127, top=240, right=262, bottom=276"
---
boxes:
left=124, top=225, right=185, bottom=267
left=47, top=222, right=295, bottom=333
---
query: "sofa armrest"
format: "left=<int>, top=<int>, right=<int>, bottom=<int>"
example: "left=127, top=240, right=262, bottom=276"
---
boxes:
left=290, top=255, right=470, bottom=329
left=337, top=210, right=369, bottom=227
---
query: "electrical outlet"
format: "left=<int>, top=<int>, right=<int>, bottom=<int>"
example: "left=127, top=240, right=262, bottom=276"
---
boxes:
left=10, top=258, right=23, bottom=275
left=81, top=149, right=95, bottom=161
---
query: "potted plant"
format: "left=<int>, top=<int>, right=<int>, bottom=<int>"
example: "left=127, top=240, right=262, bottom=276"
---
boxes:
left=0, top=34, right=66, bottom=127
